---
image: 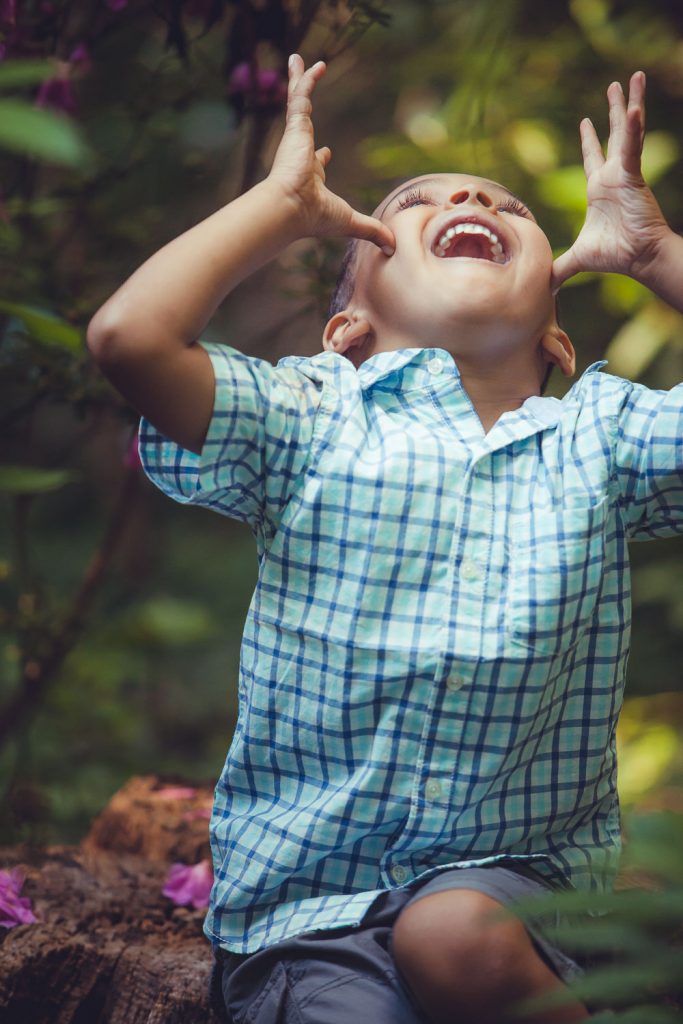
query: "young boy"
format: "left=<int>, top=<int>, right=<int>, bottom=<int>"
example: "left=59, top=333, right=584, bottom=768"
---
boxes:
left=87, top=56, right=683, bottom=1024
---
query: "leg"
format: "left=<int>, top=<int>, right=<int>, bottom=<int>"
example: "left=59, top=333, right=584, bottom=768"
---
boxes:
left=391, top=887, right=591, bottom=1024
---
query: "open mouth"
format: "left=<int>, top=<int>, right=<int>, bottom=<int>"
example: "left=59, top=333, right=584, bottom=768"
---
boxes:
left=432, top=220, right=508, bottom=264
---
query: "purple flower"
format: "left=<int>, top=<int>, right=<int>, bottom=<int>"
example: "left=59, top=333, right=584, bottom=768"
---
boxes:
left=34, top=44, right=91, bottom=115
left=0, top=868, right=37, bottom=928
left=35, top=76, right=77, bottom=115
left=163, top=859, right=213, bottom=909
left=228, top=62, right=287, bottom=108
left=68, top=43, right=92, bottom=72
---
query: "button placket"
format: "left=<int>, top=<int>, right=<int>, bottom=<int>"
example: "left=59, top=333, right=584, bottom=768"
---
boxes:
left=425, top=778, right=442, bottom=801
left=391, top=864, right=408, bottom=884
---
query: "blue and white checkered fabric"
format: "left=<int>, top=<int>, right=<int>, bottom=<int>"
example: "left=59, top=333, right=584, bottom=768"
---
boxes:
left=138, top=342, right=683, bottom=954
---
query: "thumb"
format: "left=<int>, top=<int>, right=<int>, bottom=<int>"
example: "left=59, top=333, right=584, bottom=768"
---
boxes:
left=551, top=246, right=581, bottom=295
left=347, top=211, right=395, bottom=256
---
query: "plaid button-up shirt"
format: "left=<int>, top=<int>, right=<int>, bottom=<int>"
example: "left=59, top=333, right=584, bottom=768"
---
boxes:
left=138, top=342, right=683, bottom=954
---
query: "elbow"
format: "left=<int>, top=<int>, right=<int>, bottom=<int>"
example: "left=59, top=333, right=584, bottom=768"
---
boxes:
left=86, top=314, right=122, bottom=364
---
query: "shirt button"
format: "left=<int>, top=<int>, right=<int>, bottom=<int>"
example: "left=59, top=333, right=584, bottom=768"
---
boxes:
left=391, top=864, right=408, bottom=884
left=427, top=356, right=444, bottom=376
left=425, top=778, right=442, bottom=801
left=460, top=559, right=482, bottom=581
left=446, top=675, right=465, bottom=692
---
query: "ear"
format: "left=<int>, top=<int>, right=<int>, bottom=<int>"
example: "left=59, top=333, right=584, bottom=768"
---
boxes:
left=322, top=311, right=374, bottom=368
left=540, top=325, right=576, bottom=378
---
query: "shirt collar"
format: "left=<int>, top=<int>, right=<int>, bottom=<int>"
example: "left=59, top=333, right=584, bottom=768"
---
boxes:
left=354, top=348, right=608, bottom=398
left=355, top=346, right=459, bottom=390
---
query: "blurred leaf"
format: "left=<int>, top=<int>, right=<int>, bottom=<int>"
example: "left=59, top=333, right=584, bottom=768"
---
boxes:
left=621, top=811, right=683, bottom=883
left=0, top=99, right=92, bottom=166
left=502, top=885, right=683, bottom=924
left=122, top=597, right=219, bottom=647
left=641, top=131, right=680, bottom=184
left=0, top=465, right=80, bottom=494
left=514, top=957, right=683, bottom=1016
left=604, top=301, right=682, bottom=378
left=505, top=119, right=560, bottom=174
left=617, top=724, right=680, bottom=806
left=599, top=273, right=651, bottom=316
left=0, top=301, right=83, bottom=353
left=543, top=919, right=653, bottom=955
left=0, top=59, right=60, bottom=90
left=537, top=165, right=587, bottom=212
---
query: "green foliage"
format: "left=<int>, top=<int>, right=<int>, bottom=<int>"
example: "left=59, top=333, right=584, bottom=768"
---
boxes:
left=0, top=96, right=92, bottom=166
left=0, top=465, right=79, bottom=495
left=1, top=3, right=682, bottom=1012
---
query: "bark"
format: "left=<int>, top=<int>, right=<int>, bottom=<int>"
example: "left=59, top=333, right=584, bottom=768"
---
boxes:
left=0, top=776, right=225, bottom=1024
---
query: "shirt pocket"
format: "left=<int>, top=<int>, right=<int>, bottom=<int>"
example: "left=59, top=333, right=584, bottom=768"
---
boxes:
left=507, top=496, right=610, bottom=657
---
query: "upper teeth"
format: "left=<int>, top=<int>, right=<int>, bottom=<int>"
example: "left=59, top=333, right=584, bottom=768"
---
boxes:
left=434, top=222, right=505, bottom=261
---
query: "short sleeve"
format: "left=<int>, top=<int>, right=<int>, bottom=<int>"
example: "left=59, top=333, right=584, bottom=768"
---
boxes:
left=615, top=379, right=683, bottom=540
left=138, top=341, right=324, bottom=532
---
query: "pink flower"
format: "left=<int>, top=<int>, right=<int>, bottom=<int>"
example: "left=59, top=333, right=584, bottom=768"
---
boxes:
left=163, top=859, right=213, bottom=909
left=155, top=785, right=197, bottom=800
left=0, top=868, right=37, bottom=928
left=182, top=806, right=212, bottom=821
left=228, top=62, right=287, bottom=109
left=123, top=432, right=142, bottom=469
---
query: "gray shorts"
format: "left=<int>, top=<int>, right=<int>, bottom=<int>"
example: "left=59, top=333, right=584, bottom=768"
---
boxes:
left=208, top=864, right=615, bottom=1023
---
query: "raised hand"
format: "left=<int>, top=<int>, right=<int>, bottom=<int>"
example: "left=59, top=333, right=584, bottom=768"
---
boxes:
left=268, top=54, right=395, bottom=255
left=551, top=72, right=670, bottom=293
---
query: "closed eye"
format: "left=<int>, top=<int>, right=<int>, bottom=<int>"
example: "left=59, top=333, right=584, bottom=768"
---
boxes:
left=497, top=196, right=532, bottom=218
left=395, top=187, right=436, bottom=211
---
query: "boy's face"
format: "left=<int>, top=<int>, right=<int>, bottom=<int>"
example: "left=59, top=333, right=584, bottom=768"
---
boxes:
left=351, top=172, right=557, bottom=356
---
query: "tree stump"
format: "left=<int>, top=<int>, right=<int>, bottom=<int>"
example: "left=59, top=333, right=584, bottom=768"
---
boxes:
left=0, top=775, right=226, bottom=1024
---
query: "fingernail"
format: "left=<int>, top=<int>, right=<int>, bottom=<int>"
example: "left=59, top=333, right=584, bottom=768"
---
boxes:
left=381, top=245, right=394, bottom=257
left=288, top=54, right=297, bottom=68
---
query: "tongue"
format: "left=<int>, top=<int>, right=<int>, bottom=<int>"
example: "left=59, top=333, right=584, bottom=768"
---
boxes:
left=445, top=235, right=493, bottom=260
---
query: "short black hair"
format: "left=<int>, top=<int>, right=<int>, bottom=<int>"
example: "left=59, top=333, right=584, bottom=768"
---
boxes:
left=326, top=238, right=359, bottom=324
left=325, top=238, right=557, bottom=396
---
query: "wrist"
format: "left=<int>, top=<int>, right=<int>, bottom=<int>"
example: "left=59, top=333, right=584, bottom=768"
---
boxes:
left=259, top=175, right=314, bottom=242
left=631, top=225, right=680, bottom=288
left=630, top=225, right=683, bottom=313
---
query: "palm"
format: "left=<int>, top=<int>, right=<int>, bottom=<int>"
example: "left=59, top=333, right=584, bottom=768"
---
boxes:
left=552, top=72, right=668, bottom=292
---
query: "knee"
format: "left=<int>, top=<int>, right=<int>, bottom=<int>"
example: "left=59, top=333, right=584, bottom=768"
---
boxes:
left=391, top=888, right=534, bottom=999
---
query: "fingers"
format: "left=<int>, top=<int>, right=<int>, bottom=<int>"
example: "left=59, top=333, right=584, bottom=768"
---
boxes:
left=605, top=80, right=627, bottom=162
left=604, top=71, right=646, bottom=175
left=624, top=70, right=646, bottom=176
left=580, top=117, right=604, bottom=179
left=349, top=212, right=396, bottom=256
left=285, top=53, right=326, bottom=130
left=550, top=246, right=581, bottom=295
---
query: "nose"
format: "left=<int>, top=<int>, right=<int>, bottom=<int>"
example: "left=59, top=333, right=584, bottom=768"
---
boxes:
left=447, top=185, right=494, bottom=209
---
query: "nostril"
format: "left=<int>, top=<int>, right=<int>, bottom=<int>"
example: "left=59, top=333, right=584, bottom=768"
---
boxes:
left=476, top=192, right=493, bottom=207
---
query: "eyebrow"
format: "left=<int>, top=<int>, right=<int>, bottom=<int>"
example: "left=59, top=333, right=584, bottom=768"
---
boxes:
left=378, top=178, right=533, bottom=219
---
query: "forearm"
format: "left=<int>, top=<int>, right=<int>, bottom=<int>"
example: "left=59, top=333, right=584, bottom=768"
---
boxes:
left=86, top=177, right=303, bottom=355
left=634, top=227, right=683, bottom=313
